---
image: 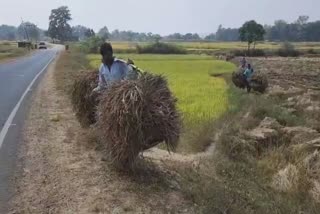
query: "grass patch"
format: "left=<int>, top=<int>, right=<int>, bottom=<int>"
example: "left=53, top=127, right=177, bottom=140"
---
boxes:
left=137, top=42, right=187, bottom=54
left=108, top=41, right=320, bottom=55
left=54, top=46, right=90, bottom=95
left=177, top=84, right=320, bottom=213
left=0, top=41, right=29, bottom=61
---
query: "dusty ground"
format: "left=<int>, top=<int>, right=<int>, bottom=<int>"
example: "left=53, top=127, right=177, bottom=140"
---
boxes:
left=9, top=57, right=195, bottom=214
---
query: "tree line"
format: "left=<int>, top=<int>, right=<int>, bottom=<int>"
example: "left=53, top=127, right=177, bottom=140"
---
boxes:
left=1, top=5, right=319, bottom=43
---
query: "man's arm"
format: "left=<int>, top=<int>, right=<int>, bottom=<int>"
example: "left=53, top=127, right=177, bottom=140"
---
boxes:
left=93, top=65, right=105, bottom=92
left=120, top=62, right=129, bottom=80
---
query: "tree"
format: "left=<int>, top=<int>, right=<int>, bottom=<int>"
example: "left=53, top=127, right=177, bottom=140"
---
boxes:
left=239, top=20, right=265, bottom=51
left=305, top=21, right=320, bottom=41
left=85, top=29, right=95, bottom=38
left=72, top=25, right=90, bottom=41
left=295, top=15, right=309, bottom=25
left=17, top=22, right=40, bottom=41
left=215, top=25, right=239, bottom=41
left=204, top=33, right=216, bottom=41
left=0, top=25, right=17, bottom=40
left=97, top=26, right=110, bottom=40
left=48, top=6, right=72, bottom=42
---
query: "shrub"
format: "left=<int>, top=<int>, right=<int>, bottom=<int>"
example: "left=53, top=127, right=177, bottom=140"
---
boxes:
left=136, top=42, right=187, bottom=54
left=232, top=49, right=265, bottom=57
left=278, top=42, right=300, bottom=57
left=307, top=48, right=317, bottom=54
left=80, top=36, right=105, bottom=53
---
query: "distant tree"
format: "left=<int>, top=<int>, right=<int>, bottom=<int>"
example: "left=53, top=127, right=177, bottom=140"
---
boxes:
left=81, top=36, right=105, bottom=53
left=17, top=22, right=40, bottom=41
left=153, top=34, right=162, bottom=43
left=97, top=26, right=110, bottom=40
left=0, top=25, right=17, bottom=40
left=215, top=25, right=239, bottom=41
left=239, top=20, right=265, bottom=51
left=72, top=25, right=90, bottom=41
left=295, top=15, right=309, bottom=25
left=305, top=21, right=320, bottom=41
left=204, top=33, right=216, bottom=41
left=48, top=6, right=72, bottom=42
left=85, top=29, right=95, bottom=38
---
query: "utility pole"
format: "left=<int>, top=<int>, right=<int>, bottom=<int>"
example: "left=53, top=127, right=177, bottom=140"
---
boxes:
left=21, top=18, right=29, bottom=41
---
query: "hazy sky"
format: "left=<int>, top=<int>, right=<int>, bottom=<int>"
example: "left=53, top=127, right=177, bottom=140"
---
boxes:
left=0, top=0, right=319, bottom=35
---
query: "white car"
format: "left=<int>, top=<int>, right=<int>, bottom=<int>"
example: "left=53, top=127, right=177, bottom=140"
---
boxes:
left=38, top=42, right=47, bottom=49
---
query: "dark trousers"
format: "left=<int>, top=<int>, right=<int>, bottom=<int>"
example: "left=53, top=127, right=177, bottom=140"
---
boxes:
left=244, top=78, right=251, bottom=92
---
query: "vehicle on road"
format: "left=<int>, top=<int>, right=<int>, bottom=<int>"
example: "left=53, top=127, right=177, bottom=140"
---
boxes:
left=38, top=42, right=47, bottom=49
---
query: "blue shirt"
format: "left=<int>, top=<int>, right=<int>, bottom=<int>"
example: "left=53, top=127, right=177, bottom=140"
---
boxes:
left=243, top=68, right=254, bottom=80
left=94, top=58, right=129, bottom=91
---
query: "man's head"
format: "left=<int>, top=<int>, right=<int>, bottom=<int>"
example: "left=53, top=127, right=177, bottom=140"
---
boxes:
left=247, top=63, right=251, bottom=69
left=100, top=42, right=114, bottom=65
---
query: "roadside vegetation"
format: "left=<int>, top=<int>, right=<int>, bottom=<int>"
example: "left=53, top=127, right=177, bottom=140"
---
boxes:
left=88, top=53, right=235, bottom=152
left=0, top=41, right=29, bottom=61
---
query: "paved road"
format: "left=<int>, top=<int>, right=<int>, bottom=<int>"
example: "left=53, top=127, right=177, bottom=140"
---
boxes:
left=0, top=49, right=58, bottom=212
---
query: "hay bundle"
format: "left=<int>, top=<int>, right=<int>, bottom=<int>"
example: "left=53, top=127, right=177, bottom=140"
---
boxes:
left=250, top=72, right=269, bottom=93
left=97, top=72, right=181, bottom=167
left=71, top=70, right=99, bottom=127
left=232, top=69, right=247, bottom=89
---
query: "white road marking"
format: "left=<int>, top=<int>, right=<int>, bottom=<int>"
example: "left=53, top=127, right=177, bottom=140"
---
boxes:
left=0, top=54, right=56, bottom=149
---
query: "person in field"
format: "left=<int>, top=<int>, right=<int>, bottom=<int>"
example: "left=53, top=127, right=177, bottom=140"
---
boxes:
left=243, top=63, right=254, bottom=92
left=92, top=42, right=129, bottom=92
left=240, top=56, right=247, bottom=69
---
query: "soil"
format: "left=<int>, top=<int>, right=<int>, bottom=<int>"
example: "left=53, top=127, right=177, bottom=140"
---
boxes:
left=251, top=57, right=320, bottom=90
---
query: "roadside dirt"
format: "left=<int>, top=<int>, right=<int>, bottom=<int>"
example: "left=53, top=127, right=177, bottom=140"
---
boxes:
left=9, top=57, right=194, bottom=213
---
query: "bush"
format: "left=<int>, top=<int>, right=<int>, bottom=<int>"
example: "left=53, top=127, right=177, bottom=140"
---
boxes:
left=232, top=49, right=266, bottom=57
left=307, top=48, right=317, bottom=54
left=80, top=36, right=105, bottom=53
left=136, top=42, right=187, bottom=54
left=278, top=42, right=300, bottom=57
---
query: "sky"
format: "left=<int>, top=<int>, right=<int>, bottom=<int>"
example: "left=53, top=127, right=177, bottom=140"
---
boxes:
left=0, top=0, right=320, bottom=35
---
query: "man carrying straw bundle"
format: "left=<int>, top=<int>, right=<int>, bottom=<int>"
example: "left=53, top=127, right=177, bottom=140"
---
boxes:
left=243, top=63, right=254, bottom=92
left=93, top=42, right=134, bottom=93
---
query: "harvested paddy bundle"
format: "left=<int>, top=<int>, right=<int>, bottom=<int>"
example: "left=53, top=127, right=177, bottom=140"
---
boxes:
left=250, top=72, right=269, bottom=93
left=71, top=70, right=99, bottom=127
left=232, top=69, right=268, bottom=93
left=232, top=69, right=247, bottom=89
left=96, top=72, right=181, bottom=167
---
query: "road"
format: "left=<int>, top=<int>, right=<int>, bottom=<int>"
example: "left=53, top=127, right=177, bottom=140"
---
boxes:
left=0, top=49, right=58, bottom=212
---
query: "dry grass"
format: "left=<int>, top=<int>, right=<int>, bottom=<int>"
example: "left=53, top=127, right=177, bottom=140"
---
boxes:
left=96, top=73, right=181, bottom=167
left=54, top=50, right=90, bottom=94
left=70, top=70, right=99, bottom=127
left=250, top=72, right=269, bottom=93
left=232, top=69, right=247, bottom=89
left=232, top=69, right=268, bottom=93
left=176, top=82, right=320, bottom=213
left=0, top=41, right=29, bottom=61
